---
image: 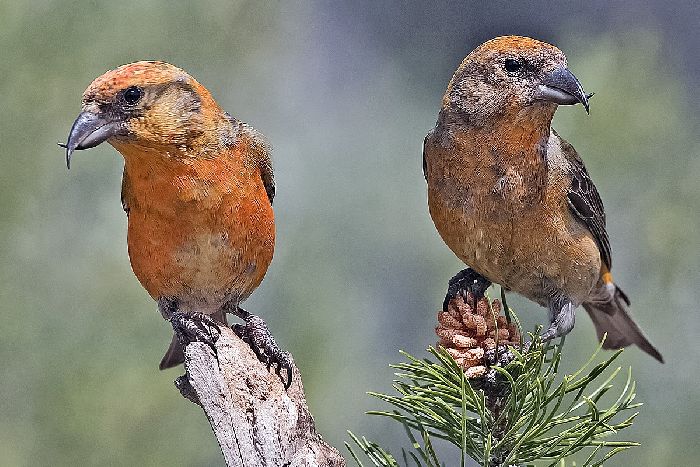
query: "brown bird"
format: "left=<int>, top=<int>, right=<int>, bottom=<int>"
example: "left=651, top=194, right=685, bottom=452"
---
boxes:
left=423, top=36, right=662, bottom=361
left=63, top=61, right=293, bottom=385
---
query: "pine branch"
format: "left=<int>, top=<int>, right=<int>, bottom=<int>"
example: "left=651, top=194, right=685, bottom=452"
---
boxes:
left=348, top=296, right=642, bottom=467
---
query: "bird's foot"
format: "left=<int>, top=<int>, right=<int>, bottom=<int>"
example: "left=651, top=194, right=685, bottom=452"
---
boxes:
left=169, top=311, right=221, bottom=355
left=232, top=310, right=292, bottom=389
left=443, top=268, right=492, bottom=312
left=540, top=301, right=575, bottom=342
left=158, top=296, right=178, bottom=320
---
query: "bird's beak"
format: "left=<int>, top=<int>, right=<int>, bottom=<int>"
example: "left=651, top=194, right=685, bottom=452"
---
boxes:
left=537, top=67, right=590, bottom=114
left=62, top=111, right=123, bottom=169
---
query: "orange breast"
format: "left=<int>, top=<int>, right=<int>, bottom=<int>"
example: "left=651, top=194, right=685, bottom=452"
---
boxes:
left=118, top=144, right=274, bottom=311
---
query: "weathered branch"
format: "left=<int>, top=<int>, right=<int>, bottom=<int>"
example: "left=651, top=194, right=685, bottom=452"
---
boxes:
left=175, top=325, right=345, bottom=467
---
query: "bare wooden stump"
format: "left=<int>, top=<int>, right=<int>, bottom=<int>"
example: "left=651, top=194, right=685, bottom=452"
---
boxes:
left=175, top=325, right=345, bottom=467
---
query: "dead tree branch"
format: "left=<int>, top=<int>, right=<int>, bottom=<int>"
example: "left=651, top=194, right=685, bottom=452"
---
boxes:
left=175, top=325, right=345, bottom=467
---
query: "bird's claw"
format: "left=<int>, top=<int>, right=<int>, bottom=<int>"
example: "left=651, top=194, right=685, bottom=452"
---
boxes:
left=443, top=268, right=492, bottom=312
left=233, top=315, right=293, bottom=389
left=169, top=311, right=221, bottom=354
left=541, top=301, right=575, bottom=343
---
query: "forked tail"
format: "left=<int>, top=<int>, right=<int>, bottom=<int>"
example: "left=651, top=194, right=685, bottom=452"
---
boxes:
left=583, top=283, right=663, bottom=362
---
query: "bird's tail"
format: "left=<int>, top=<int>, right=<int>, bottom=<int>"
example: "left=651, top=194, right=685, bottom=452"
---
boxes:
left=583, top=281, right=663, bottom=362
left=159, top=334, right=185, bottom=370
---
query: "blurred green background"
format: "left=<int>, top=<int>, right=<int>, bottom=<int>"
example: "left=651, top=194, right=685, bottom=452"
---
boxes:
left=1, top=1, right=698, bottom=465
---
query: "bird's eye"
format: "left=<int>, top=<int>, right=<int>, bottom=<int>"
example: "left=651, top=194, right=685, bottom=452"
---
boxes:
left=123, top=86, right=143, bottom=105
left=504, top=59, right=522, bottom=73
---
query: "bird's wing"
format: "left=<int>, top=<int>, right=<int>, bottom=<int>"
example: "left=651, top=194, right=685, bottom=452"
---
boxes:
left=236, top=122, right=275, bottom=205
left=423, top=128, right=440, bottom=182
left=121, top=166, right=131, bottom=216
left=422, top=133, right=428, bottom=182
left=554, top=131, right=612, bottom=269
left=258, top=154, right=275, bottom=205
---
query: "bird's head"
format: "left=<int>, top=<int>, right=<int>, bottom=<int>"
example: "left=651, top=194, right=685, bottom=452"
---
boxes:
left=63, top=61, right=233, bottom=168
left=442, top=36, right=589, bottom=126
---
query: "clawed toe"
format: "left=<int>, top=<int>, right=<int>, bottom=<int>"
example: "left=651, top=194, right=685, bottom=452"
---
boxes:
left=170, top=312, right=221, bottom=352
left=233, top=313, right=293, bottom=389
left=540, top=301, right=575, bottom=343
left=274, top=351, right=293, bottom=390
left=443, top=268, right=492, bottom=312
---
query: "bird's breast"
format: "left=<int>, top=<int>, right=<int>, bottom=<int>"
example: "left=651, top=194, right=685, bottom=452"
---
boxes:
left=425, top=127, right=599, bottom=304
left=121, top=152, right=274, bottom=311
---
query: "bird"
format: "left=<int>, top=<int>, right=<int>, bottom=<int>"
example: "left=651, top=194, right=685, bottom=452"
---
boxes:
left=63, top=61, right=293, bottom=386
left=423, top=36, right=663, bottom=362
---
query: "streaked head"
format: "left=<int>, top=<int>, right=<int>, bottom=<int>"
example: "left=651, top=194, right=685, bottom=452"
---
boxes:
left=442, top=36, right=589, bottom=125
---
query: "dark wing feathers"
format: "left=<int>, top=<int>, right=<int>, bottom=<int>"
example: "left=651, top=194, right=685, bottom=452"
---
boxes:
left=259, top=159, right=275, bottom=204
left=422, top=134, right=428, bottom=182
left=121, top=166, right=131, bottom=216
left=234, top=119, right=275, bottom=205
left=557, top=133, right=612, bottom=270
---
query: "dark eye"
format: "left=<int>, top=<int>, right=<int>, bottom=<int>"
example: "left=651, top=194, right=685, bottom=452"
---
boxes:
left=123, top=86, right=143, bottom=105
left=504, top=59, right=522, bottom=73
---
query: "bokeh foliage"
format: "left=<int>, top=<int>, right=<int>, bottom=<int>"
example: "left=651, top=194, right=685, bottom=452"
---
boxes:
left=0, top=1, right=697, bottom=466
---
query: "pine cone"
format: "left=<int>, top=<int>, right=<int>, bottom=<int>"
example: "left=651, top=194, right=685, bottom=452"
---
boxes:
left=436, top=293, right=521, bottom=378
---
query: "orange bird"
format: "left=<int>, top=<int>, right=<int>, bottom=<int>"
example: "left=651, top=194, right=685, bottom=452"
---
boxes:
left=423, top=36, right=662, bottom=361
left=64, top=61, right=292, bottom=385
